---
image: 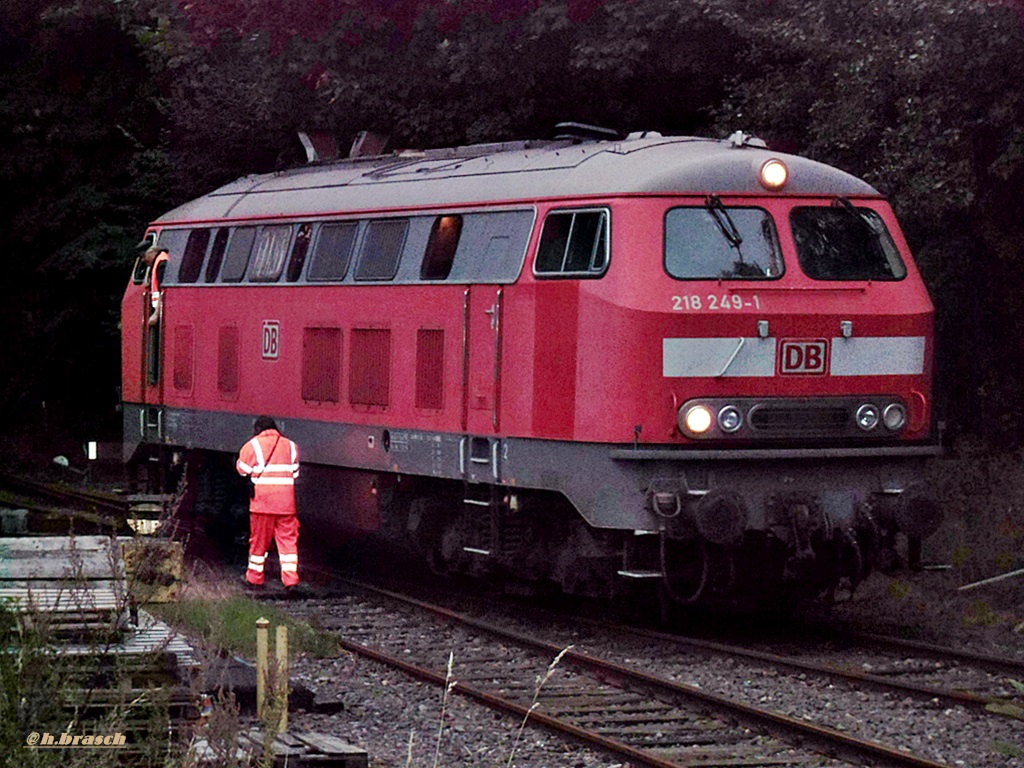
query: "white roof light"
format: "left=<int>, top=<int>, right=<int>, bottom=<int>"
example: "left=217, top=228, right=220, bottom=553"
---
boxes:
left=759, top=158, right=788, bottom=190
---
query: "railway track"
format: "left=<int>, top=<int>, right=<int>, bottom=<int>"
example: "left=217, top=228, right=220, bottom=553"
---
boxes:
left=731, top=626, right=1024, bottom=710
left=306, top=570, right=1024, bottom=718
left=339, top=571, right=1024, bottom=713
left=284, top=581, right=969, bottom=768
left=539, top=614, right=1024, bottom=716
left=842, top=630, right=1024, bottom=680
left=0, top=472, right=129, bottom=519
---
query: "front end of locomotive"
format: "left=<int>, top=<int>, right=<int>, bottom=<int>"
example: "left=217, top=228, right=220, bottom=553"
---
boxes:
left=630, top=432, right=941, bottom=605
left=605, top=151, right=941, bottom=605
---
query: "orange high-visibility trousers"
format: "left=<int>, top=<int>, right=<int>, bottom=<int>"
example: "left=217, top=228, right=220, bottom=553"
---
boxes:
left=246, top=513, right=300, bottom=587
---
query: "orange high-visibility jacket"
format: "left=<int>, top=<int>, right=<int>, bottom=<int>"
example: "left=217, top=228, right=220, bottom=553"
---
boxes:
left=236, top=429, right=300, bottom=515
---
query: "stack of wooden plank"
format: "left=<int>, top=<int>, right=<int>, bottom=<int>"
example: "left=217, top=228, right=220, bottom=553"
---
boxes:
left=191, top=729, right=368, bottom=767
left=0, top=534, right=129, bottom=637
left=1, top=534, right=199, bottom=758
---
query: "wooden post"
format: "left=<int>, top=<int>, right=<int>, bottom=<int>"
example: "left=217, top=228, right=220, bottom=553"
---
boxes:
left=276, top=625, right=289, bottom=732
left=256, top=617, right=269, bottom=718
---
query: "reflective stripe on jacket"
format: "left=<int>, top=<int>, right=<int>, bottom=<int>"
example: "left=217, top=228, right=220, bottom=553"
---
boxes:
left=236, top=429, right=299, bottom=515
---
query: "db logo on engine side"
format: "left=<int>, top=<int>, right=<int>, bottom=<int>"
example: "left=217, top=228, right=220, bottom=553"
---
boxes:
left=779, top=339, right=828, bottom=375
left=261, top=321, right=280, bottom=360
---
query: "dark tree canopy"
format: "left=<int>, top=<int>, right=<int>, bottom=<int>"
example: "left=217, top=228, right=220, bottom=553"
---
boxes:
left=1, top=0, right=1022, bottom=443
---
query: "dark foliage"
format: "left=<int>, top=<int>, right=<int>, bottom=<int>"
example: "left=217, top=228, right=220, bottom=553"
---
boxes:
left=0, top=0, right=168, bottom=437
left=1, top=0, right=1022, bottom=444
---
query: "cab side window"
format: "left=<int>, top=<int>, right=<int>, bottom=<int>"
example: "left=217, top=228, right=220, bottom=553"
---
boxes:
left=308, top=222, right=358, bottom=281
left=356, top=219, right=408, bottom=281
left=204, top=228, right=230, bottom=282
left=420, top=215, right=463, bottom=280
left=179, top=229, right=211, bottom=283
left=220, top=227, right=257, bottom=282
left=534, top=209, right=609, bottom=277
left=286, top=223, right=313, bottom=282
left=249, top=225, right=293, bottom=282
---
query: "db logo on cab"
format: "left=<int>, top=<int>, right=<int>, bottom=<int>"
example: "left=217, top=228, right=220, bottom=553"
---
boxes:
left=262, top=320, right=281, bottom=360
left=779, top=339, right=828, bottom=375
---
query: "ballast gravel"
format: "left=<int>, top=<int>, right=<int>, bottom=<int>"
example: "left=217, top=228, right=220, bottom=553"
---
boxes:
left=280, top=581, right=1024, bottom=768
left=280, top=606, right=1023, bottom=768
left=287, top=653, right=622, bottom=768
left=189, top=559, right=1023, bottom=768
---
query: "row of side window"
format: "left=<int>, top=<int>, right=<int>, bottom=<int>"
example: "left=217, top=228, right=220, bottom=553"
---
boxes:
left=163, top=207, right=610, bottom=286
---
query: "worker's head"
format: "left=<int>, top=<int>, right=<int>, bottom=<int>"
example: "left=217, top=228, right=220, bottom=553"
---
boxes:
left=253, top=415, right=278, bottom=435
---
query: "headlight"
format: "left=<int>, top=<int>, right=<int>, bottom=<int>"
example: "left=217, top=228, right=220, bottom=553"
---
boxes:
left=683, top=405, right=714, bottom=434
left=855, top=403, right=880, bottom=431
left=759, top=158, right=788, bottom=190
left=883, top=403, right=906, bottom=431
left=718, top=405, right=743, bottom=433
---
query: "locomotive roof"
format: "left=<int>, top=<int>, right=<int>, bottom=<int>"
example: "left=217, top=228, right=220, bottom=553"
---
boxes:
left=156, top=133, right=881, bottom=224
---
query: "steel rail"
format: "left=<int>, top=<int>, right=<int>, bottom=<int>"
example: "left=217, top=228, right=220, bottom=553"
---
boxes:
left=848, top=630, right=1024, bottom=678
left=341, top=579, right=951, bottom=768
left=334, top=636, right=685, bottom=768
left=548, top=615, right=1003, bottom=712
left=0, top=473, right=128, bottom=516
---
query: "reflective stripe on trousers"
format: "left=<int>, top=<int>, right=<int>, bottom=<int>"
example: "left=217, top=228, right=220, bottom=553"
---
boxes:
left=247, top=513, right=300, bottom=587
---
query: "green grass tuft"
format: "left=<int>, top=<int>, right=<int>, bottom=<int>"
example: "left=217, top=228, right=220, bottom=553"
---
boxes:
left=149, top=597, right=339, bottom=659
left=991, top=740, right=1024, bottom=758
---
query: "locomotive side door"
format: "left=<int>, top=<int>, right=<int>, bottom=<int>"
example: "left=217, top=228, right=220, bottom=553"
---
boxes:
left=144, top=251, right=168, bottom=400
left=122, top=247, right=152, bottom=409
left=463, top=284, right=504, bottom=437
left=121, top=234, right=167, bottom=450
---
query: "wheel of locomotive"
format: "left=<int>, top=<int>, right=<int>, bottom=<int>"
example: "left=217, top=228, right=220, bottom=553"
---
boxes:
left=660, top=536, right=711, bottom=605
left=659, top=536, right=740, bottom=608
left=404, top=495, right=453, bottom=576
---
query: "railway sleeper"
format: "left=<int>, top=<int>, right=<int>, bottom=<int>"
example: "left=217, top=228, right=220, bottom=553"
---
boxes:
left=571, top=711, right=698, bottom=726
left=650, top=749, right=821, bottom=766
left=549, top=701, right=675, bottom=716
left=593, top=725, right=746, bottom=743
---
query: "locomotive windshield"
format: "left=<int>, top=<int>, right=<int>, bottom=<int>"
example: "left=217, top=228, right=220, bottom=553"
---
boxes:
left=790, top=205, right=906, bottom=281
left=664, top=205, right=782, bottom=280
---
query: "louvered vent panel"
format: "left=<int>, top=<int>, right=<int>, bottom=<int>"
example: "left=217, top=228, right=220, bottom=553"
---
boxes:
left=302, top=327, right=342, bottom=402
left=749, top=405, right=849, bottom=433
left=415, top=329, right=445, bottom=410
left=173, top=325, right=194, bottom=391
left=217, top=326, right=239, bottom=393
left=349, top=328, right=391, bottom=406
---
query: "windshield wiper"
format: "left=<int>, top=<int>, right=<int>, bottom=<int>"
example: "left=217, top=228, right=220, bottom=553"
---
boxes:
left=832, top=197, right=885, bottom=237
left=705, top=195, right=764, bottom=277
left=705, top=195, right=743, bottom=247
left=761, top=216, right=780, bottom=277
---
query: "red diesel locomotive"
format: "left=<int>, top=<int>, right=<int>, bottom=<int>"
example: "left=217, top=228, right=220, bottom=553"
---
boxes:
left=122, top=127, right=941, bottom=604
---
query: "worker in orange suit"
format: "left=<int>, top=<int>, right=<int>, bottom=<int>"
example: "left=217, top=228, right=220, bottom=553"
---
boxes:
left=236, top=416, right=301, bottom=592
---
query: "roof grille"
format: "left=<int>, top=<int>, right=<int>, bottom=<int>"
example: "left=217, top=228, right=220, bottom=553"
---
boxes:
left=553, top=122, right=622, bottom=142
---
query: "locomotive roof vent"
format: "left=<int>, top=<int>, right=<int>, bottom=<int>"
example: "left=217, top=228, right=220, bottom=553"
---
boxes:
left=349, top=130, right=389, bottom=159
left=625, top=130, right=663, bottom=140
left=553, top=122, right=624, bottom=143
left=727, top=130, right=768, bottom=149
left=298, top=130, right=341, bottom=162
